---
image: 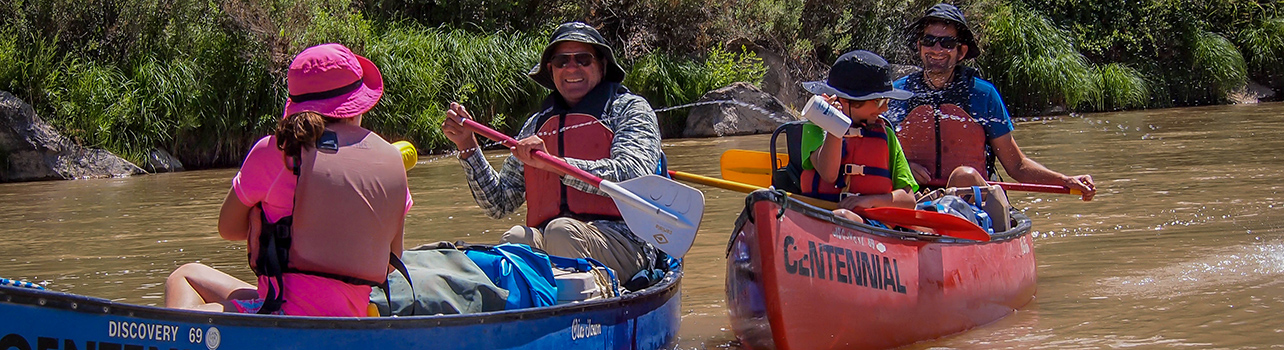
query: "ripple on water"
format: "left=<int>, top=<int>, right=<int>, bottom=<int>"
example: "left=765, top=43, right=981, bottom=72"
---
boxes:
left=1093, top=239, right=1284, bottom=299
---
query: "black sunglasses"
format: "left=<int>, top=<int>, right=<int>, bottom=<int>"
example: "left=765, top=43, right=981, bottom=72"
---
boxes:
left=549, top=52, right=597, bottom=69
left=918, top=35, right=960, bottom=50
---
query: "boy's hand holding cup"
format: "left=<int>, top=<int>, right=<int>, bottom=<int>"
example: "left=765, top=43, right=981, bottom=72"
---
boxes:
left=801, top=94, right=852, bottom=137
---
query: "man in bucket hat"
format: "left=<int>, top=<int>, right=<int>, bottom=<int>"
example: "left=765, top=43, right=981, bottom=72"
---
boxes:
left=441, top=22, right=666, bottom=286
left=797, top=50, right=918, bottom=223
left=887, top=3, right=1096, bottom=200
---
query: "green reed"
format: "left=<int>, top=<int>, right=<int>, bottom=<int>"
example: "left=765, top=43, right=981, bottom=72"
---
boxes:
left=1237, top=17, right=1284, bottom=75
left=363, top=24, right=547, bottom=151
left=976, top=2, right=1094, bottom=113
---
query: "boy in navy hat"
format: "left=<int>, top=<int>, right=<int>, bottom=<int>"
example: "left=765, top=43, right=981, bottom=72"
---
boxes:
left=799, top=50, right=918, bottom=223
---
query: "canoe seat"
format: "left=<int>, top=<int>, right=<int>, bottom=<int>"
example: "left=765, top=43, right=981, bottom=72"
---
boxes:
left=769, top=121, right=808, bottom=194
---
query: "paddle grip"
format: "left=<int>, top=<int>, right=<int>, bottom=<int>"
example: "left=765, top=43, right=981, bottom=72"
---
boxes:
left=460, top=118, right=605, bottom=187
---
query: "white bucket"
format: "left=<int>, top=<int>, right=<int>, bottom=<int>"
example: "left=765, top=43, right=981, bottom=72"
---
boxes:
left=800, top=95, right=852, bottom=137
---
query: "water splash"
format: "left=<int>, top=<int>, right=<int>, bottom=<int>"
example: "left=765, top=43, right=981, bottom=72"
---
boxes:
left=422, top=99, right=796, bottom=164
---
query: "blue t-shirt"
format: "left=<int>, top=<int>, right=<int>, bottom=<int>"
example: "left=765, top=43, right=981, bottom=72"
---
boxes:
left=886, top=70, right=1015, bottom=141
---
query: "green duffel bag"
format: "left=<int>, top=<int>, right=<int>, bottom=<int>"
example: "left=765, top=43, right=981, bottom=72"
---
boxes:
left=370, top=242, right=509, bottom=316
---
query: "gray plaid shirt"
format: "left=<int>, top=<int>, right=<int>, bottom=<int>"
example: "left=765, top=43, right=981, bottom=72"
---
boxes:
left=457, top=91, right=663, bottom=264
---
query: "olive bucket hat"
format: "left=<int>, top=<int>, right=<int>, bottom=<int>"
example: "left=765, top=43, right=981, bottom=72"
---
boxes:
left=907, top=3, right=980, bottom=60
left=528, top=22, right=627, bottom=90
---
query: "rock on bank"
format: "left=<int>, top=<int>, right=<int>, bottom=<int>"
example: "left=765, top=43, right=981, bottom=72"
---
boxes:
left=683, top=82, right=800, bottom=138
left=0, top=91, right=146, bottom=182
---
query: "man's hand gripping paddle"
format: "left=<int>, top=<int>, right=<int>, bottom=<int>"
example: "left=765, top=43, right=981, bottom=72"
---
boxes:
left=459, top=119, right=705, bottom=258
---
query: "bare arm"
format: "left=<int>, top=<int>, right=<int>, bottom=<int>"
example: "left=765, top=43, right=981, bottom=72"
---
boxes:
left=990, top=134, right=1096, bottom=201
left=217, top=189, right=251, bottom=241
left=811, top=132, right=845, bottom=184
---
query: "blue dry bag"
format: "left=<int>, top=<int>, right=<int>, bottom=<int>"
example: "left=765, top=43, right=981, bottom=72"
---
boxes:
left=464, top=243, right=558, bottom=309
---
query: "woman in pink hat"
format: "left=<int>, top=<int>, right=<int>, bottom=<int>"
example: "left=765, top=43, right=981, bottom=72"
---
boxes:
left=163, top=43, right=411, bottom=317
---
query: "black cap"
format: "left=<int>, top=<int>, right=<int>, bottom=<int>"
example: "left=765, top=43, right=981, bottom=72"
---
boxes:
left=528, top=22, right=627, bottom=90
left=802, top=50, right=913, bottom=101
left=908, top=3, right=980, bottom=60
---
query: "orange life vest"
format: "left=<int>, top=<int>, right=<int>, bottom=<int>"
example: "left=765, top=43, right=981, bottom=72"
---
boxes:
left=799, top=121, right=895, bottom=202
left=524, top=113, right=622, bottom=228
left=248, top=123, right=408, bottom=287
left=898, top=104, right=988, bottom=179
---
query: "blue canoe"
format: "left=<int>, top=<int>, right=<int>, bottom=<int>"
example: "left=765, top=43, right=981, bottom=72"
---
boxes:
left=0, top=266, right=681, bottom=350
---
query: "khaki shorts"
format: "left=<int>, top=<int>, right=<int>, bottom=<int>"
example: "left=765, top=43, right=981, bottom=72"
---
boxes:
left=501, top=217, right=648, bottom=280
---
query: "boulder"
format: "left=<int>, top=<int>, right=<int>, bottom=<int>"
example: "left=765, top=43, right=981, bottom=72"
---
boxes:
left=0, top=91, right=146, bottom=182
left=727, top=38, right=826, bottom=109
left=1228, top=81, right=1276, bottom=104
left=682, top=82, right=801, bottom=138
left=145, top=148, right=185, bottom=173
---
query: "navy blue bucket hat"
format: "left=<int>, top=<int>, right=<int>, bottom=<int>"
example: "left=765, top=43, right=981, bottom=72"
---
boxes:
left=528, top=22, right=627, bottom=90
left=802, top=50, right=913, bottom=101
left=907, top=3, right=980, bottom=60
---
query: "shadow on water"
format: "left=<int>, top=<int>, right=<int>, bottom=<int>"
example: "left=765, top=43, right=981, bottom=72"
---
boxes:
left=1, top=103, right=1283, bottom=348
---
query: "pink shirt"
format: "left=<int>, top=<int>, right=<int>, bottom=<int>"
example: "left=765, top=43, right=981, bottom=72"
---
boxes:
left=231, top=135, right=412, bottom=316
left=233, top=136, right=413, bottom=221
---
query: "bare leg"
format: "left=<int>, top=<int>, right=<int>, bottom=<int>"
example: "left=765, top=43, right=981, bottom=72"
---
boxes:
left=946, top=166, right=988, bottom=188
left=164, top=263, right=257, bottom=311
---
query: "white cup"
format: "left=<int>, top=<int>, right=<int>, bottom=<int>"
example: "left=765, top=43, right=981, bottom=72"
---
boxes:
left=800, top=95, right=852, bottom=137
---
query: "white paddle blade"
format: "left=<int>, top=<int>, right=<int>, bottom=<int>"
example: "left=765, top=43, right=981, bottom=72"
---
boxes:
left=603, top=175, right=705, bottom=258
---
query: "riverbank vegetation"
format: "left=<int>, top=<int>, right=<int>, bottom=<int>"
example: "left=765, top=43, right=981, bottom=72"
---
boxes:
left=1, top=0, right=1280, bottom=168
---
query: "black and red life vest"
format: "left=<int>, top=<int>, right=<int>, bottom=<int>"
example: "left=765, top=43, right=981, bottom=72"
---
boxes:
left=799, top=120, right=896, bottom=202
left=523, top=83, right=641, bottom=228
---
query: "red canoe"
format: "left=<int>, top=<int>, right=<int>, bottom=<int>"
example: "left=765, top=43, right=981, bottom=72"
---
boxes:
left=726, top=190, right=1037, bottom=349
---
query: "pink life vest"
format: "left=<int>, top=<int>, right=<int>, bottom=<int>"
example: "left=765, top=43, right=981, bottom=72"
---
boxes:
left=898, top=104, right=988, bottom=179
left=248, top=122, right=408, bottom=287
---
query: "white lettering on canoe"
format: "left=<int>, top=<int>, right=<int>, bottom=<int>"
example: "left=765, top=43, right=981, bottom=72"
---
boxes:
left=107, top=320, right=181, bottom=341
left=571, top=318, right=601, bottom=340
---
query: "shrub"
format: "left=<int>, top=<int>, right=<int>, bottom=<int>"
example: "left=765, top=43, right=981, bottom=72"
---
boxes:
left=363, top=25, right=547, bottom=151
left=623, top=44, right=766, bottom=136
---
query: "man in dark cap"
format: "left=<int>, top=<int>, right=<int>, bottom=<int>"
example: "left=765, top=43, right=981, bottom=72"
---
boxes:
left=441, top=22, right=665, bottom=284
left=887, top=3, right=1096, bottom=200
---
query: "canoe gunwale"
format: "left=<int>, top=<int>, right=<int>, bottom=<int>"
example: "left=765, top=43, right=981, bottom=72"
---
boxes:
left=728, top=189, right=1032, bottom=257
left=726, top=189, right=1038, bottom=350
left=0, top=266, right=682, bottom=330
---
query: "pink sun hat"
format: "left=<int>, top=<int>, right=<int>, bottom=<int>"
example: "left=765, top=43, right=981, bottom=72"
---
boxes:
left=283, top=43, right=384, bottom=118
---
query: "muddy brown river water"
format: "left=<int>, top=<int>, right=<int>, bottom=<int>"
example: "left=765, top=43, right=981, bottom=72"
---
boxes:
left=2, top=103, right=1283, bottom=349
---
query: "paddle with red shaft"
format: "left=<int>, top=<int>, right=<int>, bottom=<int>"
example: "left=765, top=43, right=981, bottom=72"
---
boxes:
left=459, top=118, right=705, bottom=258
left=921, top=179, right=1081, bottom=195
left=720, top=149, right=1080, bottom=195
left=668, top=170, right=989, bottom=242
